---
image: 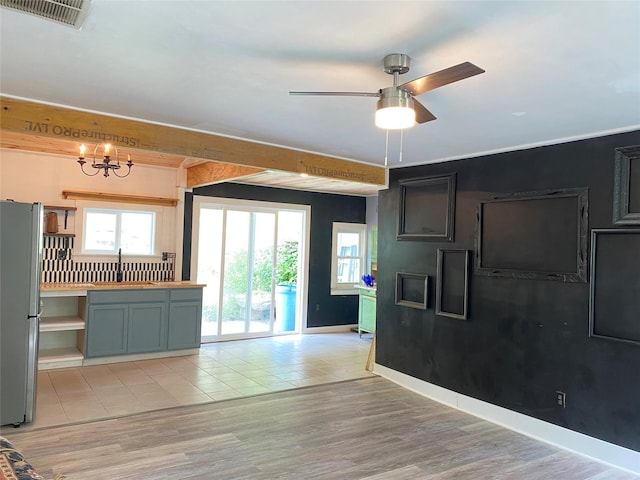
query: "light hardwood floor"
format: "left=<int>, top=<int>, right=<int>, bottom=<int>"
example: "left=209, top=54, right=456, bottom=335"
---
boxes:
left=4, top=377, right=637, bottom=479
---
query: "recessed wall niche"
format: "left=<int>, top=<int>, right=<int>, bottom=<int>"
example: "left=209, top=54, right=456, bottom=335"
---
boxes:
left=613, top=145, right=640, bottom=225
left=475, top=188, right=588, bottom=283
left=397, top=173, right=456, bottom=241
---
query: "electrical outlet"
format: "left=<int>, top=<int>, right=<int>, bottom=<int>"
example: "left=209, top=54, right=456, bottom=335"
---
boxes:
left=556, top=391, right=566, bottom=408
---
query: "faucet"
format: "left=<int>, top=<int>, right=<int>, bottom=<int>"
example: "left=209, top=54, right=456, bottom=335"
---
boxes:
left=116, top=247, right=123, bottom=282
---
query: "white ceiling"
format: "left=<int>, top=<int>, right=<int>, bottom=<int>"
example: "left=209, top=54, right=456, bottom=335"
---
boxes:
left=1, top=1, right=639, bottom=169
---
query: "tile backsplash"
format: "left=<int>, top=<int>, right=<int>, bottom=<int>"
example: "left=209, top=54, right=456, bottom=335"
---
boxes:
left=42, top=236, right=175, bottom=284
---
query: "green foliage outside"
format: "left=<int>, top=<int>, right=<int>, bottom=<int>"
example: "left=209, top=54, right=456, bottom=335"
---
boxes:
left=221, top=240, right=298, bottom=319
left=276, top=240, right=298, bottom=285
left=254, top=247, right=276, bottom=291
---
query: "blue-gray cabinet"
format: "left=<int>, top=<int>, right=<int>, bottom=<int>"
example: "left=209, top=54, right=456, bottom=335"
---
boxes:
left=85, top=288, right=202, bottom=358
left=128, top=302, right=167, bottom=354
left=86, top=303, right=128, bottom=357
left=167, top=289, right=202, bottom=350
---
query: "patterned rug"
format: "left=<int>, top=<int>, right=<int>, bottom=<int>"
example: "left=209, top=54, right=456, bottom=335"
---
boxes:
left=0, top=437, right=43, bottom=480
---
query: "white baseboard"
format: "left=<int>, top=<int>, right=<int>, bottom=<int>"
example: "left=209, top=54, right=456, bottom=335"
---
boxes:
left=82, top=348, right=200, bottom=366
left=303, top=324, right=357, bottom=334
left=374, top=363, right=640, bottom=475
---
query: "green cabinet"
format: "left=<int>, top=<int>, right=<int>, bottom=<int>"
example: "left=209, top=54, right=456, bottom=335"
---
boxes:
left=358, top=287, right=376, bottom=336
left=85, top=288, right=202, bottom=358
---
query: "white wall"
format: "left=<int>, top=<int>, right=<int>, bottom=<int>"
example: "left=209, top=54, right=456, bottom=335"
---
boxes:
left=366, top=195, right=378, bottom=226
left=0, top=149, right=181, bottom=260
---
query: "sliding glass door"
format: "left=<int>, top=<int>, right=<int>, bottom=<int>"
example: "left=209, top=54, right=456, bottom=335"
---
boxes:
left=221, top=210, right=275, bottom=336
left=192, top=197, right=308, bottom=342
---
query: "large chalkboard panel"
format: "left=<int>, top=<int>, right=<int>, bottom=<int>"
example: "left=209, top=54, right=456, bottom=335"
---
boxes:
left=589, top=229, right=640, bottom=345
left=476, top=188, right=588, bottom=282
left=377, top=130, right=640, bottom=453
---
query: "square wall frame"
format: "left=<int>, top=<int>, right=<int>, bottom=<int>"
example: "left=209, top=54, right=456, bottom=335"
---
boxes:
left=395, top=272, right=429, bottom=310
left=397, top=173, right=456, bottom=241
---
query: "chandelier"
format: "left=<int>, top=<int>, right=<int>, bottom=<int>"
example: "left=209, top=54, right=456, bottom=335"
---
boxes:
left=77, top=144, right=133, bottom=178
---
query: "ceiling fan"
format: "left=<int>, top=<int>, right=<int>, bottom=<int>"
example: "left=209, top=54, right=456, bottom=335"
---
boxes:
left=290, top=53, right=485, bottom=129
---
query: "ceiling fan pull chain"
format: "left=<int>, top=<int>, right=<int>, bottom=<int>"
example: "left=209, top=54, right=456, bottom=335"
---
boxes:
left=384, top=128, right=389, bottom=167
left=399, top=128, right=403, bottom=163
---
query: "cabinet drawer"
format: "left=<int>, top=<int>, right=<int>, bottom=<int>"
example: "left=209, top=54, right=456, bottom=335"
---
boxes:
left=169, top=288, right=203, bottom=302
left=89, top=289, right=167, bottom=304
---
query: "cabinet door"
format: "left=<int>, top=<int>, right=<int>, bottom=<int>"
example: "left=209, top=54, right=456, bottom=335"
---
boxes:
left=358, top=294, right=376, bottom=334
left=128, top=303, right=167, bottom=354
left=168, top=302, right=201, bottom=350
left=86, top=304, right=128, bottom=357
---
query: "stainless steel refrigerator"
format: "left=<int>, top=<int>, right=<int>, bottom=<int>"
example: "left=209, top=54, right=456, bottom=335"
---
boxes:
left=0, top=200, right=43, bottom=426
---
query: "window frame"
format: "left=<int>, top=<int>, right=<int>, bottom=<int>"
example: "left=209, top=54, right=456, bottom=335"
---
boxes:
left=82, top=207, right=157, bottom=255
left=330, top=222, right=367, bottom=295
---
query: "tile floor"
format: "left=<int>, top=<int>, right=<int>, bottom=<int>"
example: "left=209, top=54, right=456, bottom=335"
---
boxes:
left=29, top=332, right=375, bottom=430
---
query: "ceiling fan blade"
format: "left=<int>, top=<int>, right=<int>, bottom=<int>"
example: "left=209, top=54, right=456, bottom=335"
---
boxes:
left=399, top=62, right=485, bottom=96
left=289, top=91, right=380, bottom=97
left=413, top=99, right=437, bottom=124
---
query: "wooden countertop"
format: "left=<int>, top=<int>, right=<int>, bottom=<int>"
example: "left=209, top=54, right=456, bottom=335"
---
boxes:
left=41, top=281, right=206, bottom=292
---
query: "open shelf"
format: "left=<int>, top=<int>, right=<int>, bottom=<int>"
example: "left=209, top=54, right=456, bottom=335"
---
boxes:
left=62, top=190, right=178, bottom=207
left=40, top=316, right=85, bottom=332
left=39, top=294, right=86, bottom=370
left=43, top=232, right=75, bottom=238
left=43, top=205, right=77, bottom=212
left=38, top=347, right=84, bottom=370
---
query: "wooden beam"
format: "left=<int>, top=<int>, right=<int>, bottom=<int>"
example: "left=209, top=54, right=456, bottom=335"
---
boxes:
left=1, top=96, right=386, bottom=186
left=62, top=190, right=178, bottom=207
left=0, top=131, right=186, bottom=169
left=186, top=162, right=264, bottom=188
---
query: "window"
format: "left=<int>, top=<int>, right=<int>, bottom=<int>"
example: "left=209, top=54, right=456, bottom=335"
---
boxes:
left=83, top=208, right=155, bottom=255
left=331, top=222, right=367, bottom=295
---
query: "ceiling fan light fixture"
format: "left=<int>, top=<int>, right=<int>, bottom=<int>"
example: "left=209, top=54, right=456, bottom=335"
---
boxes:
left=375, top=106, right=415, bottom=129
left=375, top=88, right=415, bottom=129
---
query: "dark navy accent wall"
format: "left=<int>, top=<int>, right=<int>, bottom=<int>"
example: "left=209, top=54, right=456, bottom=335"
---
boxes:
left=377, top=130, right=640, bottom=451
left=183, top=183, right=366, bottom=328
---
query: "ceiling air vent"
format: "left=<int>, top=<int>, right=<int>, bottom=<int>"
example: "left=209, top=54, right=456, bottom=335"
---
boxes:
left=0, top=0, right=90, bottom=29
